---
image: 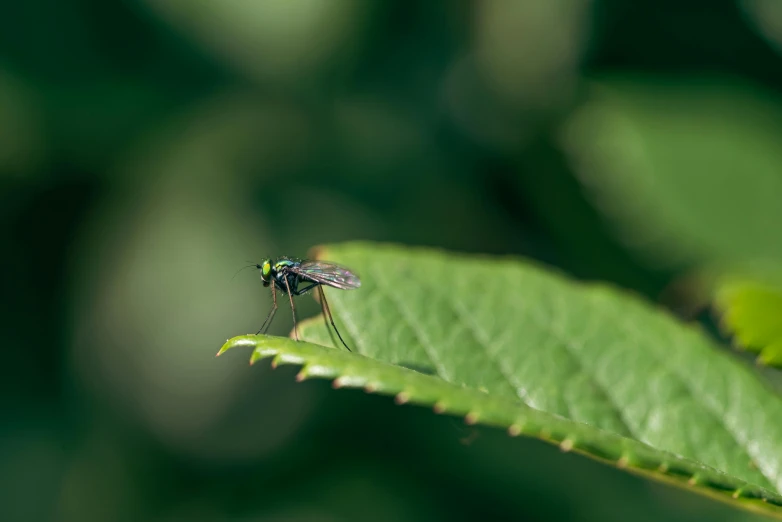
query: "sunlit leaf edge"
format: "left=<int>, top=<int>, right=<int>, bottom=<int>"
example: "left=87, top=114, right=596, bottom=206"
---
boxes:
left=712, top=270, right=782, bottom=367
left=217, top=334, right=782, bottom=518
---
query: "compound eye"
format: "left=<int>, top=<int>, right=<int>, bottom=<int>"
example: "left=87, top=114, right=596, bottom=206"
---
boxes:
left=261, top=261, right=272, bottom=280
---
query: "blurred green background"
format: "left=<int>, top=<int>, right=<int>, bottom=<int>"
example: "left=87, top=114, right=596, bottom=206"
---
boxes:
left=4, top=1, right=782, bottom=521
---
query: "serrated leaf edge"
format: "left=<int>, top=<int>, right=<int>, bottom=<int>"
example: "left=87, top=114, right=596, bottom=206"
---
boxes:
left=218, top=335, right=782, bottom=519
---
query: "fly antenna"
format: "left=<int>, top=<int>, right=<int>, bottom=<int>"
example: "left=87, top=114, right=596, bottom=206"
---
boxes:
left=231, top=263, right=258, bottom=282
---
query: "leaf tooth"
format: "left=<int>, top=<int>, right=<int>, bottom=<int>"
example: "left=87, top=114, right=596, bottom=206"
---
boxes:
left=464, top=411, right=479, bottom=425
left=270, top=353, right=284, bottom=369
left=394, top=391, right=410, bottom=405
left=253, top=347, right=280, bottom=362
left=559, top=438, right=575, bottom=452
left=507, top=423, right=524, bottom=437
left=433, top=401, right=447, bottom=414
left=657, top=462, right=669, bottom=473
left=616, top=455, right=630, bottom=469
left=301, top=363, right=338, bottom=379
left=625, top=451, right=661, bottom=472
left=332, top=375, right=367, bottom=389
left=363, top=381, right=397, bottom=394
left=250, top=349, right=272, bottom=365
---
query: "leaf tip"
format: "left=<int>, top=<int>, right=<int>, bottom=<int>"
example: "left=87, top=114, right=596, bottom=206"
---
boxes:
left=249, top=352, right=265, bottom=365
left=215, top=339, right=232, bottom=357
left=218, top=335, right=258, bottom=358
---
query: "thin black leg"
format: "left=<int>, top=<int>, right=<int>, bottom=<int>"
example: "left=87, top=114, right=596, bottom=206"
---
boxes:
left=258, top=283, right=278, bottom=334
left=318, top=285, right=352, bottom=352
left=292, top=282, right=318, bottom=296
left=283, top=276, right=299, bottom=340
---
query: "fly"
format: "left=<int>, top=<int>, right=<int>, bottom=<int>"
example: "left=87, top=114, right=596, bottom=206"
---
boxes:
left=255, top=257, right=361, bottom=352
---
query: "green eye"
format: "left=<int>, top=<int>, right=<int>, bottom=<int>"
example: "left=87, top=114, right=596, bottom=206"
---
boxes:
left=262, top=262, right=271, bottom=278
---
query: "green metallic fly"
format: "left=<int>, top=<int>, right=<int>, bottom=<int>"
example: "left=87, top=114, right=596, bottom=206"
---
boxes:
left=255, top=257, right=361, bottom=352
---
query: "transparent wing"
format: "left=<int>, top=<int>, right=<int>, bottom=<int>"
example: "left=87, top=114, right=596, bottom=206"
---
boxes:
left=293, top=260, right=362, bottom=289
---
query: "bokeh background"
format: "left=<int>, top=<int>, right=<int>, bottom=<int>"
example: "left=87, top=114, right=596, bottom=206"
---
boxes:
left=4, top=1, right=782, bottom=521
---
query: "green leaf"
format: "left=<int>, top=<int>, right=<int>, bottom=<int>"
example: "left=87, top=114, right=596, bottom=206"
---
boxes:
left=219, top=242, right=782, bottom=518
left=712, top=262, right=782, bottom=367
left=559, top=75, right=782, bottom=267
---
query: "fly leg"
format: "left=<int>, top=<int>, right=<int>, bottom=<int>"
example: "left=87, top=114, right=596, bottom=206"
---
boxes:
left=317, top=285, right=352, bottom=352
left=293, top=283, right=352, bottom=352
left=291, top=283, right=351, bottom=352
left=292, top=283, right=318, bottom=296
left=282, top=275, right=299, bottom=341
left=257, top=282, right=278, bottom=334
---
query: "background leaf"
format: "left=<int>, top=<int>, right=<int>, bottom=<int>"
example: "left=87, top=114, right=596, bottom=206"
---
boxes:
left=712, top=262, right=782, bottom=367
left=221, top=242, right=782, bottom=517
left=560, top=75, right=782, bottom=268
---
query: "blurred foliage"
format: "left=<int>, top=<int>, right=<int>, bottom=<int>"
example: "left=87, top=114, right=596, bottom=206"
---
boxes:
left=561, top=74, right=782, bottom=268
left=742, top=0, right=782, bottom=55
left=2, top=1, right=782, bottom=521
left=711, top=263, right=782, bottom=366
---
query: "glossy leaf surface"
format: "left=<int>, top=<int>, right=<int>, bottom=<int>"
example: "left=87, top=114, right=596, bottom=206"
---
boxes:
left=220, top=242, right=782, bottom=517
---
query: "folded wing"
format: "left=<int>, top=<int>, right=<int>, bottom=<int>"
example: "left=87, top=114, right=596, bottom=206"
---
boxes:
left=294, top=260, right=362, bottom=290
